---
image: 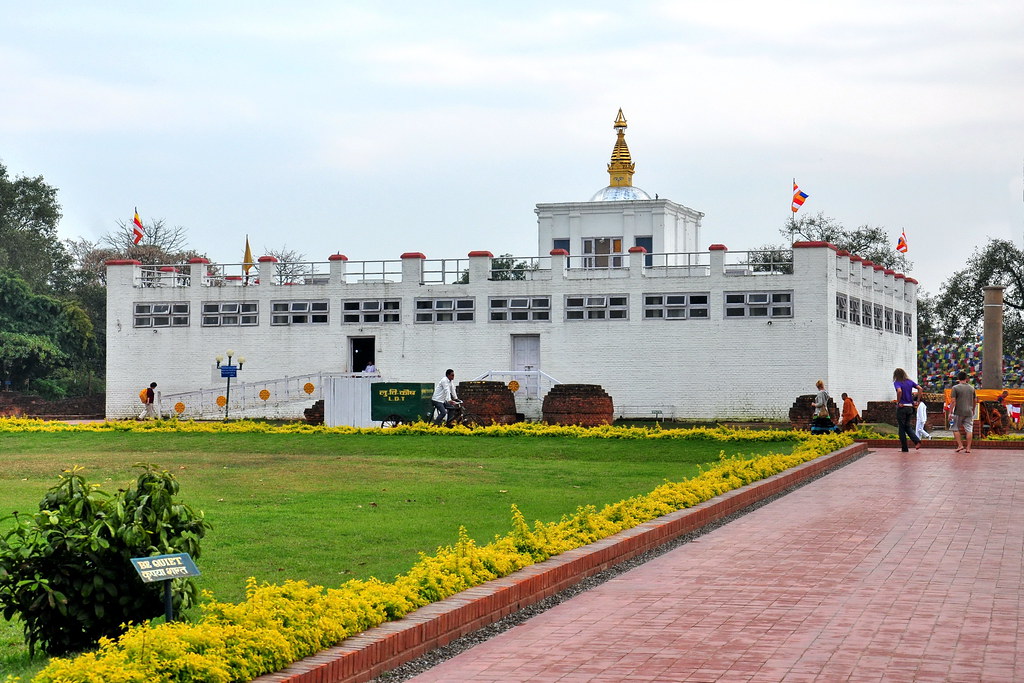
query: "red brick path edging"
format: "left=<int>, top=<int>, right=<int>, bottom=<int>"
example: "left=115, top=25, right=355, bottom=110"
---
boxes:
left=856, top=438, right=1024, bottom=450
left=253, top=442, right=867, bottom=683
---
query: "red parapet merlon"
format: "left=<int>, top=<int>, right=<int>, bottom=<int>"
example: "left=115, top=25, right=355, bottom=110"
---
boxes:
left=187, top=257, right=210, bottom=264
left=708, top=244, right=728, bottom=251
left=549, top=249, right=569, bottom=256
left=905, top=277, right=918, bottom=285
left=628, top=246, right=647, bottom=253
left=328, top=254, right=348, bottom=261
left=257, top=256, right=278, bottom=263
left=468, top=250, right=494, bottom=258
left=792, top=241, right=839, bottom=251
left=400, top=252, right=426, bottom=259
left=104, top=259, right=142, bottom=266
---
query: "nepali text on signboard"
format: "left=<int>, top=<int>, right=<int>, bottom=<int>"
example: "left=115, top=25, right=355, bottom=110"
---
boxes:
left=130, top=553, right=201, bottom=583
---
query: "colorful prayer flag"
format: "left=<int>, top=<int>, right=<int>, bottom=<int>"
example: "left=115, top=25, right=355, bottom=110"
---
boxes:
left=132, top=208, right=144, bottom=245
left=791, top=182, right=808, bottom=213
left=243, top=235, right=254, bottom=275
left=896, top=230, right=908, bottom=253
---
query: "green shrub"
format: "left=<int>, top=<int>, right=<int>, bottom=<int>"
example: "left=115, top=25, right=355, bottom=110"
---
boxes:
left=0, top=464, right=210, bottom=656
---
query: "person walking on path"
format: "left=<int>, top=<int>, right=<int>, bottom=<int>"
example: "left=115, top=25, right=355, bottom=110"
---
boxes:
left=916, top=399, right=931, bottom=440
left=431, top=369, right=460, bottom=426
left=893, top=368, right=922, bottom=452
left=840, top=393, right=861, bottom=431
left=951, top=371, right=978, bottom=453
left=812, top=380, right=830, bottom=418
left=140, top=382, right=158, bottom=420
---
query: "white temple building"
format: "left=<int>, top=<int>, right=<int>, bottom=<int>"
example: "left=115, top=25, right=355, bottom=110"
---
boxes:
left=104, top=110, right=918, bottom=423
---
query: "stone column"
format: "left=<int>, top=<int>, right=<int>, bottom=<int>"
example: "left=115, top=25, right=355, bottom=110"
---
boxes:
left=982, top=285, right=1005, bottom=389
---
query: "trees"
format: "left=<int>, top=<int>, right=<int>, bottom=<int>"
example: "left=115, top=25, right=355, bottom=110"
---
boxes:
left=930, top=239, right=1024, bottom=355
left=262, top=245, right=311, bottom=285
left=778, top=212, right=913, bottom=272
left=0, top=271, right=96, bottom=394
left=456, top=254, right=537, bottom=284
left=71, top=218, right=204, bottom=285
left=0, top=161, right=71, bottom=293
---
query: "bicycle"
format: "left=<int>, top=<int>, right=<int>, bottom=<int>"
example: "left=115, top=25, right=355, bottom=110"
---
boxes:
left=439, top=401, right=483, bottom=428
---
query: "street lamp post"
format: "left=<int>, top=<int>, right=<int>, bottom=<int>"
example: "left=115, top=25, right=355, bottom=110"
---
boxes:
left=215, top=350, right=246, bottom=420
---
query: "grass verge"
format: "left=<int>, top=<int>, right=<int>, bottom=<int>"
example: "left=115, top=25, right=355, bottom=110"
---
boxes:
left=2, top=429, right=795, bottom=679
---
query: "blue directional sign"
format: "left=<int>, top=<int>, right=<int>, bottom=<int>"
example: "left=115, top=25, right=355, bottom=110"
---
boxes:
left=220, top=365, right=238, bottom=378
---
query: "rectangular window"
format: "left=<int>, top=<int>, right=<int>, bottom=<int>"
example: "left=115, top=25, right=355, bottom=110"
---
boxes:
left=271, top=300, right=329, bottom=325
left=489, top=296, right=550, bottom=322
left=635, top=236, right=654, bottom=267
left=849, top=297, right=861, bottom=325
left=894, top=310, right=903, bottom=335
left=862, top=301, right=873, bottom=329
left=552, top=238, right=570, bottom=254
left=582, top=237, right=623, bottom=268
left=836, top=294, right=848, bottom=322
left=724, top=291, right=794, bottom=319
left=202, top=301, right=258, bottom=326
left=415, top=298, right=475, bottom=323
left=643, top=293, right=710, bottom=320
left=904, top=312, right=913, bottom=337
left=340, top=299, right=401, bottom=324
left=565, top=294, right=628, bottom=321
left=134, top=302, right=189, bottom=328
left=884, top=307, right=894, bottom=332
left=873, top=304, right=883, bottom=330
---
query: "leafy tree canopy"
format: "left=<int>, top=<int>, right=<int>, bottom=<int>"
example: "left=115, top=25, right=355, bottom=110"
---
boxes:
left=778, top=211, right=913, bottom=273
left=930, top=238, right=1024, bottom=355
left=0, top=160, right=72, bottom=292
left=0, top=270, right=95, bottom=387
left=71, top=218, right=205, bottom=285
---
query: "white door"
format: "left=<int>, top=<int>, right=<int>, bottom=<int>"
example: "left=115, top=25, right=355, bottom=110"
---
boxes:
left=324, top=376, right=374, bottom=427
left=511, top=335, right=541, bottom=397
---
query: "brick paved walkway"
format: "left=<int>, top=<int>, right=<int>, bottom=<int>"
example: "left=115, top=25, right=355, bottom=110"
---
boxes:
left=410, top=448, right=1024, bottom=682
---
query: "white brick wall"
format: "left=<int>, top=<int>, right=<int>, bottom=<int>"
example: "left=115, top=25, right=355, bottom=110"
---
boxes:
left=105, top=245, right=918, bottom=422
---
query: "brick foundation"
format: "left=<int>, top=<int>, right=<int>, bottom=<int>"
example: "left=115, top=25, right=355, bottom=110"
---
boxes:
left=456, top=381, right=517, bottom=425
left=541, top=384, right=613, bottom=426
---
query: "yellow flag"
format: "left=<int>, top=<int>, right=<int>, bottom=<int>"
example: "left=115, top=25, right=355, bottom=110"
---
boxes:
left=242, top=236, right=254, bottom=274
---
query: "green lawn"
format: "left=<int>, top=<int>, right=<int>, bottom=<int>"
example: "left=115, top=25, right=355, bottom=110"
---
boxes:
left=0, top=430, right=796, bottom=678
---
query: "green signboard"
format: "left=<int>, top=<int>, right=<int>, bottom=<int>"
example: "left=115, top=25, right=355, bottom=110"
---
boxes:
left=370, top=382, right=434, bottom=422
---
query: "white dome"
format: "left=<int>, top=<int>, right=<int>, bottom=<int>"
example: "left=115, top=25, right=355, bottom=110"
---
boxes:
left=589, top=185, right=652, bottom=201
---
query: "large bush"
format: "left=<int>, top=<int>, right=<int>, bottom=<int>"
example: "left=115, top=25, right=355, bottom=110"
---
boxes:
left=0, top=464, right=210, bottom=656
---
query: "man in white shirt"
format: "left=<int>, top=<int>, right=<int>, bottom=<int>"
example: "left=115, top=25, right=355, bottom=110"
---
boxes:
left=431, top=369, right=459, bottom=425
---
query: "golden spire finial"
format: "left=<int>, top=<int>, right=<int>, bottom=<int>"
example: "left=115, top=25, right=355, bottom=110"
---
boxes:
left=607, top=108, right=635, bottom=187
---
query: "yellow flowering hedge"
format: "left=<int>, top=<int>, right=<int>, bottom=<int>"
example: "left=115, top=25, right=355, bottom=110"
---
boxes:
left=0, top=416, right=801, bottom=441
left=6, top=420, right=851, bottom=682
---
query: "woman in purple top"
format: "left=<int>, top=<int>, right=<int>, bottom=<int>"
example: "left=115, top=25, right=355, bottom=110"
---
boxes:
left=893, top=368, right=922, bottom=452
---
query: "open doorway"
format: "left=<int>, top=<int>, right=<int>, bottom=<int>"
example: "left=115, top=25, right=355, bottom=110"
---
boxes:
left=349, top=337, right=375, bottom=372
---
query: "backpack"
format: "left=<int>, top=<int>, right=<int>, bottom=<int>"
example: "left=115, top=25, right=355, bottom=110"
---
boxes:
left=139, top=388, right=149, bottom=404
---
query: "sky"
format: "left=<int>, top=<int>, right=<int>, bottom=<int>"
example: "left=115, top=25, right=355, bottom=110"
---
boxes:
left=2, top=1, right=1023, bottom=294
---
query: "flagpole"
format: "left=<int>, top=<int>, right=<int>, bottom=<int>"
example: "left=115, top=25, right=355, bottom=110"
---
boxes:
left=789, top=178, right=796, bottom=243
